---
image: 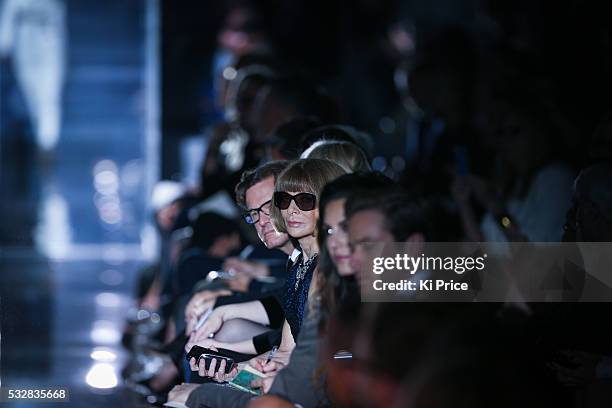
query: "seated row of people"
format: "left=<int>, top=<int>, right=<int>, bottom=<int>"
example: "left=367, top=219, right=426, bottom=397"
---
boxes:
left=122, top=52, right=612, bottom=407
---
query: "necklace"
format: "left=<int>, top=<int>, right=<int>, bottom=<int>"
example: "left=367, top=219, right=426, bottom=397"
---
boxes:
left=294, top=253, right=317, bottom=291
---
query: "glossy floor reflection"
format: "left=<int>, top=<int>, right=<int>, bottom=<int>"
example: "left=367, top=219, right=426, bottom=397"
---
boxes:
left=0, top=123, right=152, bottom=408
left=0, top=126, right=152, bottom=407
left=1, top=249, right=150, bottom=408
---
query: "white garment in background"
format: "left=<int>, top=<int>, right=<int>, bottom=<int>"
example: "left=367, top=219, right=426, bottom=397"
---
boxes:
left=481, top=163, right=575, bottom=254
left=0, top=0, right=66, bottom=151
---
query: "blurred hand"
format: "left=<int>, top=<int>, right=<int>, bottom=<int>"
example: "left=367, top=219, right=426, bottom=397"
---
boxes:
left=185, top=289, right=231, bottom=323
left=250, top=375, right=275, bottom=393
left=223, top=257, right=269, bottom=278
left=188, top=308, right=225, bottom=343
left=249, top=355, right=286, bottom=375
left=247, top=356, right=285, bottom=394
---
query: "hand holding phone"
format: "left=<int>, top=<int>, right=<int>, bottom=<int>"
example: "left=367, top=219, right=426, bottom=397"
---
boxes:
left=187, top=345, right=237, bottom=377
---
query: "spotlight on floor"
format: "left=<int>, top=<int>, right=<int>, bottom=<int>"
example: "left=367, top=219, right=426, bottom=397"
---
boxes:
left=85, top=363, right=118, bottom=389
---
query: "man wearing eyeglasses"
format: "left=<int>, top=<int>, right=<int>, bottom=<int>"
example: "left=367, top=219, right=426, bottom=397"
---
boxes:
left=165, top=161, right=301, bottom=406
left=184, top=161, right=300, bottom=355
left=185, top=160, right=297, bottom=329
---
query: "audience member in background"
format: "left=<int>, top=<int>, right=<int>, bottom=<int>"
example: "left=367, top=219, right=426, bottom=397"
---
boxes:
left=211, top=3, right=274, bottom=115
left=565, top=162, right=612, bottom=243
left=301, top=140, right=371, bottom=173
left=586, top=109, right=612, bottom=165
left=321, top=189, right=438, bottom=407
left=300, top=124, right=374, bottom=158
left=452, top=90, right=575, bottom=244
left=223, top=54, right=279, bottom=133
left=122, top=181, right=194, bottom=396
left=345, top=192, right=438, bottom=283
left=338, top=188, right=544, bottom=408
left=135, top=180, right=189, bottom=312
left=130, top=179, right=198, bottom=325
left=265, top=116, right=323, bottom=160
left=548, top=163, right=612, bottom=403
left=199, top=55, right=277, bottom=201
left=399, top=28, right=494, bottom=203
left=250, top=75, right=338, bottom=144
left=362, top=304, right=544, bottom=408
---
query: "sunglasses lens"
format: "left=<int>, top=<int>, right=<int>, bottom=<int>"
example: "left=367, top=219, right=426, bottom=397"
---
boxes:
left=274, top=192, right=316, bottom=211
left=274, top=192, right=292, bottom=210
left=295, top=193, right=316, bottom=211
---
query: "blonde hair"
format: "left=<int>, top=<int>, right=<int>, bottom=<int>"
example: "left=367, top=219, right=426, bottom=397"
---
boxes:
left=301, top=140, right=371, bottom=173
left=271, top=158, right=347, bottom=234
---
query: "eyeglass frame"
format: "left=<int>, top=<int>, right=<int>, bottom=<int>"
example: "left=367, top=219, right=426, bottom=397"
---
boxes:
left=242, top=199, right=272, bottom=224
left=273, top=191, right=317, bottom=211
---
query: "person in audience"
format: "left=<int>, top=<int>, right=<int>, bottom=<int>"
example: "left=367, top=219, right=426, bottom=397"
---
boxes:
left=567, top=162, right=612, bottom=243
left=301, top=140, right=371, bottom=173
left=452, top=89, right=575, bottom=244
left=357, top=303, right=544, bottom=408
left=345, top=192, right=437, bottom=282
left=184, top=161, right=294, bottom=331
left=586, top=109, right=612, bottom=165
left=300, top=124, right=374, bottom=158
left=265, top=116, right=323, bottom=160
left=316, top=190, right=436, bottom=407
left=250, top=75, right=337, bottom=144
left=135, top=181, right=190, bottom=312
left=548, top=163, right=612, bottom=397
left=199, top=57, right=277, bottom=201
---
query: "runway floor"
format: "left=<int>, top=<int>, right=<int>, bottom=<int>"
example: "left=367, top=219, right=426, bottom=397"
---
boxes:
left=1, top=146, right=153, bottom=407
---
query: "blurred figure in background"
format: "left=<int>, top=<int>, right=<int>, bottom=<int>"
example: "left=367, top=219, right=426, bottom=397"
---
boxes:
left=301, top=140, right=371, bottom=173
left=0, top=0, right=66, bottom=154
left=452, top=87, right=575, bottom=244
left=264, top=116, right=322, bottom=160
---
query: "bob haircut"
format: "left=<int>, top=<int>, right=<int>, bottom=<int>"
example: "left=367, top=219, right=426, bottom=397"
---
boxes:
left=301, top=140, right=371, bottom=173
left=271, top=158, right=347, bottom=234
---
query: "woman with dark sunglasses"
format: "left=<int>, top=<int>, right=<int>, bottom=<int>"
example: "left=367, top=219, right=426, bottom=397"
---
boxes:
left=192, top=159, right=345, bottom=384
left=269, top=158, right=347, bottom=343
left=205, top=159, right=346, bottom=389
